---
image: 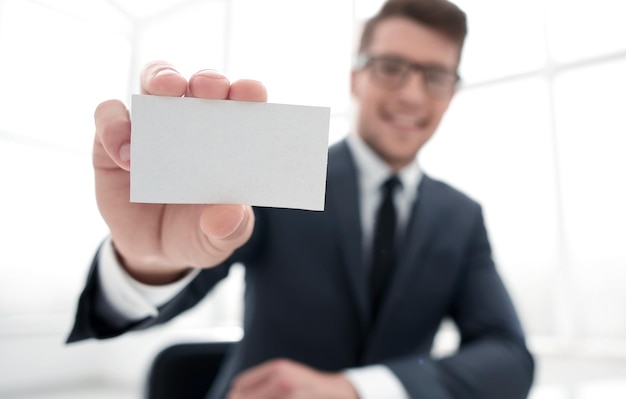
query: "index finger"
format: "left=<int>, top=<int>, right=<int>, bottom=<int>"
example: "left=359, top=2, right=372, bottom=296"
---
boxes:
left=140, top=60, right=188, bottom=97
left=228, top=79, right=268, bottom=103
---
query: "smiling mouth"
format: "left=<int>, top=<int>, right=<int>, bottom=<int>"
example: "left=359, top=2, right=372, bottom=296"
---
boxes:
left=382, top=109, right=428, bottom=130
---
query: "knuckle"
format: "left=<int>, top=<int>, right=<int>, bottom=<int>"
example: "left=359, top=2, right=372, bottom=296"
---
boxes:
left=273, top=358, right=288, bottom=367
left=275, top=378, right=294, bottom=394
left=100, top=118, right=130, bottom=140
left=94, top=99, right=123, bottom=120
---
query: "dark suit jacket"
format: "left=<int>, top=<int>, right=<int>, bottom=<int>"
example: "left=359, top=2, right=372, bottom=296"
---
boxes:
left=68, top=139, right=534, bottom=398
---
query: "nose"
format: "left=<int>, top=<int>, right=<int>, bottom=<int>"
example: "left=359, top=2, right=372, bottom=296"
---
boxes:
left=396, top=69, right=428, bottom=104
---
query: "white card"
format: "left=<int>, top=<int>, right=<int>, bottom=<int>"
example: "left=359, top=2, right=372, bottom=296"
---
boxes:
left=130, top=95, right=330, bottom=211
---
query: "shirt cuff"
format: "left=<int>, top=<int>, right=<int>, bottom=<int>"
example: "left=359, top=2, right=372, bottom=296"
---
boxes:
left=97, top=237, right=200, bottom=321
left=344, top=365, right=410, bottom=399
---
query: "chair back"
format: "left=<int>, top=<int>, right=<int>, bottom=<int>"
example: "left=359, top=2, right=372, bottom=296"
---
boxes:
left=145, top=341, right=234, bottom=399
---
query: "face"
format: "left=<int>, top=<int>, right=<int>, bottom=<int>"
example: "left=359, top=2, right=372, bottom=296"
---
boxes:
left=351, top=17, right=460, bottom=171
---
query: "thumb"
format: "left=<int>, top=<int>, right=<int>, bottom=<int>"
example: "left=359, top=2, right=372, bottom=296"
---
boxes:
left=199, top=204, right=255, bottom=255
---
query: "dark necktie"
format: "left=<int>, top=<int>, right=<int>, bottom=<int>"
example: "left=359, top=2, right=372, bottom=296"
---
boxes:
left=369, top=176, right=401, bottom=321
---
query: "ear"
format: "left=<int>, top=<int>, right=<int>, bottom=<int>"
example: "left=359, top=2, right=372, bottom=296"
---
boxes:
left=350, top=69, right=359, bottom=98
left=442, top=85, right=458, bottom=110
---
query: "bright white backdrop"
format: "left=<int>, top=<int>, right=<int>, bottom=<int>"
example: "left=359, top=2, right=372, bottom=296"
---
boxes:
left=1, top=0, right=625, bottom=398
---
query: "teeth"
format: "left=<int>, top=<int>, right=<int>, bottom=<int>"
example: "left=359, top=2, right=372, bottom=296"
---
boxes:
left=391, top=115, right=417, bottom=127
left=382, top=108, right=426, bottom=128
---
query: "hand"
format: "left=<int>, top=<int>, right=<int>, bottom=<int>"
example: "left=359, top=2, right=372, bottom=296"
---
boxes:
left=227, top=358, right=359, bottom=399
left=93, top=61, right=267, bottom=284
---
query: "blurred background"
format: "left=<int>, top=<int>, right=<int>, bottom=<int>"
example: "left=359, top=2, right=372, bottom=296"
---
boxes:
left=1, top=0, right=625, bottom=398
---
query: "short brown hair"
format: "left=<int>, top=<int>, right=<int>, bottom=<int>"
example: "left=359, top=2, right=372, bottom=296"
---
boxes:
left=358, top=0, right=467, bottom=55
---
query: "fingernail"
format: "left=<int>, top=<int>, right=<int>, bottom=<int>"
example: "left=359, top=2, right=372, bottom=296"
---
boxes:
left=119, top=143, right=130, bottom=162
left=195, top=69, right=227, bottom=79
left=213, top=206, right=246, bottom=239
left=154, top=68, right=179, bottom=78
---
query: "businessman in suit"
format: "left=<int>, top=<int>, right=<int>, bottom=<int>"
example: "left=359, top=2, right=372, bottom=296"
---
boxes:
left=69, top=0, right=534, bottom=398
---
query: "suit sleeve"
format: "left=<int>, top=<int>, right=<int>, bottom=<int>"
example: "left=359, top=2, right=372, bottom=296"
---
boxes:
left=66, top=244, right=233, bottom=343
left=67, top=210, right=267, bottom=343
left=384, top=207, right=535, bottom=399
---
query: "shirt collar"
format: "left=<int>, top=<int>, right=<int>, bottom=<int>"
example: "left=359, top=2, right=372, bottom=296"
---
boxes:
left=346, top=133, right=422, bottom=198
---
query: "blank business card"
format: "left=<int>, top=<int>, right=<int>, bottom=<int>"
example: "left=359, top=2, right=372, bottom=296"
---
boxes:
left=130, top=95, right=330, bottom=211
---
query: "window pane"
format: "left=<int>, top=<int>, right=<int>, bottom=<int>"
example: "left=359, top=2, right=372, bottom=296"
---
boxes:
left=0, top=0, right=126, bottom=330
left=454, top=0, right=547, bottom=83
left=0, top=142, right=107, bottom=318
left=110, top=0, right=204, bottom=20
left=0, top=0, right=131, bottom=152
left=547, top=0, right=626, bottom=63
left=329, top=114, right=350, bottom=146
left=228, top=0, right=353, bottom=112
left=354, top=0, right=385, bottom=20
left=32, top=0, right=132, bottom=34
left=554, top=59, right=626, bottom=338
left=421, top=77, right=560, bottom=335
left=135, top=1, right=228, bottom=82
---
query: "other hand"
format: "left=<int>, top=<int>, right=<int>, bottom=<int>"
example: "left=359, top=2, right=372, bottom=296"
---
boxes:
left=228, top=358, right=359, bottom=399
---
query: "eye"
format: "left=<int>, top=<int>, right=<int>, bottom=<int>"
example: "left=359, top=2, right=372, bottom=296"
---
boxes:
left=426, top=69, right=456, bottom=86
left=376, top=59, right=405, bottom=78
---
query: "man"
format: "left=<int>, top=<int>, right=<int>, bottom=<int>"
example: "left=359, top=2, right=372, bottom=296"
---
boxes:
left=69, top=0, right=535, bottom=398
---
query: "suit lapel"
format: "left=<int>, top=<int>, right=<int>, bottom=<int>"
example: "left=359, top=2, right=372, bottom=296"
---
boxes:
left=327, top=141, right=369, bottom=328
left=326, top=143, right=444, bottom=341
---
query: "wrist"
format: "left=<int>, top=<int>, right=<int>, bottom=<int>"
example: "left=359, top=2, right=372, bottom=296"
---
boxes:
left=329, top=373, right=359, bottom=399
left=112, top=240, right=193, bottom=285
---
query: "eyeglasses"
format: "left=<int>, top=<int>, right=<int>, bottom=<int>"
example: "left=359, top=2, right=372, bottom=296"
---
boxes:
left=356, top=53, right=459, bottom=99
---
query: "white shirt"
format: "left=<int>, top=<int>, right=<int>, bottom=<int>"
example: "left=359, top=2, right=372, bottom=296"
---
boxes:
left=346, top=133, right=421, bottom=257
left=97, top=133, right=422, bottom=399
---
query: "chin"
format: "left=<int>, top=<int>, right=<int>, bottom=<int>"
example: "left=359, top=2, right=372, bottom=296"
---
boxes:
left=380, top=147, right=418, bottom=167
left=388, top=138, right=423, bottom=154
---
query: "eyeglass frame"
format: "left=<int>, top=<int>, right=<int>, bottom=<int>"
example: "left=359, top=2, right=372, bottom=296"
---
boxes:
left=355, top=53, right=460, bottom=98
